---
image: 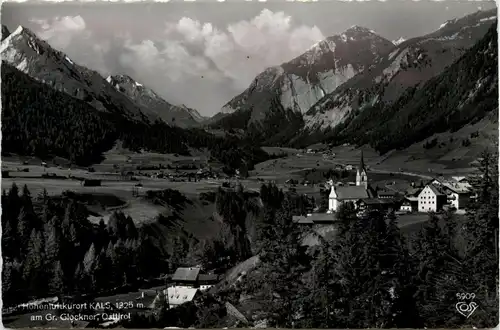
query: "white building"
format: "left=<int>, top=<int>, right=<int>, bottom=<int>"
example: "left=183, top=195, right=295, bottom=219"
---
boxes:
left=430, top=177, right=472, bottom=210
left=164, top=286, right=200, bottom=309
left=399, top=199, right=413, bottom=212
left=418, top=184, right=447, bottom=212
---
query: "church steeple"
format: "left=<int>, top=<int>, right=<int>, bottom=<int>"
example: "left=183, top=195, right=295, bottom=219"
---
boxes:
left=356, top=150, right=368, bottom=189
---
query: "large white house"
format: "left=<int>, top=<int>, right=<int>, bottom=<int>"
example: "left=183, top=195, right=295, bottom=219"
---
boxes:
left=418, top=184, right=447, bottom=212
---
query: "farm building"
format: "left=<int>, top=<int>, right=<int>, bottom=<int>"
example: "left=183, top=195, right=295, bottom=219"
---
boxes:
left=171, top=267, right=201, bottom=287
left=442, top=184, right=472, bottom=210
left=198, top=274, right=221, bottom=291
left=399, top=198, right=413, bottom=212
left=164, top=286, right=200, bottom=309
left=429, top=177, right=472, bottom=211
left=81, top=179, right=101, bottom=187
left=170, top=267, right=221, bottom=290
left=377, top=189, right=398, bottom=199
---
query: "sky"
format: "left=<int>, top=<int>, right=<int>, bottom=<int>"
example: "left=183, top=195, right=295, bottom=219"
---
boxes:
left=2, top=1, right=497, bottom=116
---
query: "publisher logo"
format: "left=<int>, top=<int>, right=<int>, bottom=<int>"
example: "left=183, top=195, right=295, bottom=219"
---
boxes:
left=455, top=301, right=478, bottom=318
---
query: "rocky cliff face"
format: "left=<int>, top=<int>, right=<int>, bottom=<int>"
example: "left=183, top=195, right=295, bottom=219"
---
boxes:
left=218, top=26, right=394, bottom=122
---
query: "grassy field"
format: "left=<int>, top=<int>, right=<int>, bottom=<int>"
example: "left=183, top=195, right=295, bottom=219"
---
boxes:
left=3, top=129, right=478, bottom=229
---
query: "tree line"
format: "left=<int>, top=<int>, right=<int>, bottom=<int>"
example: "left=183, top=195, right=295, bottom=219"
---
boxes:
left=1, top=186, right=187, bottom=307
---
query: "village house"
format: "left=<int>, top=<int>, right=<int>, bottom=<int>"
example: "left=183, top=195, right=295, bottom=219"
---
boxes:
left=198, top=274, right=221, bottom=291
left=377, top=189, right=398, bottom=199
left=164, top=286, right=201, bottom=309
left=170, top=267, right=220, bottom=290
left=399, top=198, right=413, bottom=212
left=418, top=184, right=447, bottom=212
left=431, top=177, right=472, bottom=211
left=356, top=198, right=395, bottom=213
left=401, top=187, right=422, bottom=212
left=171, top=267, right=201, bottom=287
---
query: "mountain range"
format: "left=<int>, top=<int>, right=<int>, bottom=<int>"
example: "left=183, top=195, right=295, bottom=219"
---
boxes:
left=106, top=74, right=205, bottom=128
left=208, top=9, right=497, bottom=148
left=1, top=8, right=498, bottom=168
left=0, top=25, right=205, bottom=128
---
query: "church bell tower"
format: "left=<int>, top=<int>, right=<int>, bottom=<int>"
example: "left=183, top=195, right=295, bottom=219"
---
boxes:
left=356, top=151, right=368, bottom=189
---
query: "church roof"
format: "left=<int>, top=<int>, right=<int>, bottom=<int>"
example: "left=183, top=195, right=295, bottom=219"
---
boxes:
left=335, top=186, right=370, bottom=200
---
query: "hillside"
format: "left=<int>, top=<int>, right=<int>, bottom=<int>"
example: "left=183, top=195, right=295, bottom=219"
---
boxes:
left=323, top=22, right=498, bottom=155
left=107, top=75, right=204, bottom=128
left=302, top=9, right=496, bottom=132
left=1, top=63, right=270, bottom=171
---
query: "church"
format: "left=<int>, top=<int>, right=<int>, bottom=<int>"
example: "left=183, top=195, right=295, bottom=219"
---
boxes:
left=328, top=152, right=376, bottom=213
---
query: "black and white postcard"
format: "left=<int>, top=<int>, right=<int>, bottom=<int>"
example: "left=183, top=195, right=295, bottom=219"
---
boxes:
left=1, top=0, right=498, bottom=328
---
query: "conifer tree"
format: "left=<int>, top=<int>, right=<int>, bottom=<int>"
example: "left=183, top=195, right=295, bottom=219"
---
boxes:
left=48, top=260, right=65, bottom=295
left=257, top=197, right=308, bottom=327
left=83, top=243, right=97, bottom=274
left=23, top=229, right=47, bottom=296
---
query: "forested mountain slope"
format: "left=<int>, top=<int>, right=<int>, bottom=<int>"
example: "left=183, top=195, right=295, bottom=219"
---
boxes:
left=1, top=63, right=269, bottom=171
left=320, top=22, right=498, bottom=155
left=1, top=26, right=155, bottom=123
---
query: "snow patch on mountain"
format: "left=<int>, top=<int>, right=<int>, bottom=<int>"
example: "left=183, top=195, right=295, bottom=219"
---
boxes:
left=65, top=56, right=73, bottom=65
left=392, top=37, right=406, bottom=46
left=480, top=16, right=496, bottom=22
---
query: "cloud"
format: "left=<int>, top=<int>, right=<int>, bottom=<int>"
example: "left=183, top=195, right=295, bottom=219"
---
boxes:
left=156, top=9, right=325, bottom=89
left=30, top=15, right=88, bottom=49
left=28, top=10, right=324, bottom=115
